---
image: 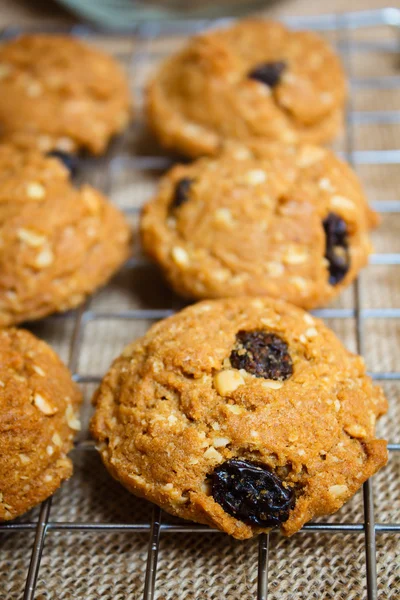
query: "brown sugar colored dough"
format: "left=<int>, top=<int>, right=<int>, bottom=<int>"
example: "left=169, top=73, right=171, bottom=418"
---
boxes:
left=0, top=34, right=131, bottom=155
left=146, top=20, right=346, bottom=158
left=0, top=327, right=82, bottom=521
left=141, top=142, right=378, bottom=309
left=0, top=145, right=131, bottom=326
left=91, top=297, right=388, bottom=539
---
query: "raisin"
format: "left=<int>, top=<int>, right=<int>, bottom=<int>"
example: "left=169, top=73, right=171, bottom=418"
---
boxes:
left=47, top=150, right=78, bottom=177
left=211, top=459, right=294, bottom=528
left=170, top=178, right=193, bottom=211
left=323, top=212, right=350, bottom=285
left=248, top=61, right=286, bottom=88
left=230, top=330, right=292, bottom=380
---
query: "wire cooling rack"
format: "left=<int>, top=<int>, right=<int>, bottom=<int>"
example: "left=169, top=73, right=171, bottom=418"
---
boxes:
left=1, top=7, right=400, bottom=600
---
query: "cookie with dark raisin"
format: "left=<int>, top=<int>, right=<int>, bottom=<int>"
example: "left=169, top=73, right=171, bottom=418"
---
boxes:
left=146, top=19, right=346, bottom=158
left=91, top=297, right=388, bottom=539
left=0, top=144, right=131, bottom=326
left=141, top=141, right=378, bottom=310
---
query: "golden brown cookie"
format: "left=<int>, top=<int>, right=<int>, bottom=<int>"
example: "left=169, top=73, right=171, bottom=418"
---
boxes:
left=91, top=297, right=388, bottom=539
left=0, top=144, right=131, bottom=326
left=146, top=20, right=346, bottom=157
left=141, top=142, right=377, bottom=309
left=0, top=327, right=82, bottom=521
left=0, top=34, right=131, bottom=155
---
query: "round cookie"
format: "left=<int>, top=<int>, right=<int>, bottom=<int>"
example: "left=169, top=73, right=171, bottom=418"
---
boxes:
left=141, top=142, right=377, bottom=309
left=146, top=20, right=346, bottom=158
left=0, top=327, right=82, bottom=521
left=0, top=144, right=131, bottom=326
left=91, top=297, right=388, bottom=539
left=0, top=34, right=131, bottom=155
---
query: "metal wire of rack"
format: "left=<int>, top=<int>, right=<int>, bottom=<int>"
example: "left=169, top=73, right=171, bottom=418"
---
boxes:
left=1, top=7, right=400, bottom=600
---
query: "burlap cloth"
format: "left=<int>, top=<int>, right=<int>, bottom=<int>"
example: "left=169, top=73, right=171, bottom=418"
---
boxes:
left=1, top=3, right=400, bottom=599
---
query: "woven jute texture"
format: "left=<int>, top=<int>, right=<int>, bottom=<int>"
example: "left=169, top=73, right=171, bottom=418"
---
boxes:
left=1, top=11, right=400, bottom=600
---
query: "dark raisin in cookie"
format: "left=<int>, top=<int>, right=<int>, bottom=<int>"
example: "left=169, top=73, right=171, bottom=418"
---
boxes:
left=146, top=19, right=346, bottom=158
left=230, top=330, right=293, bottom=380
left=211, top=459, right=294, bottom=527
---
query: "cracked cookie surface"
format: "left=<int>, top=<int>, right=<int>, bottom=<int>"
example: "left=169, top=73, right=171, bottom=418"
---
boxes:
left=0, top=327, right=82, bottom=521
left=0, top=34, right=131, bottom=155
left=0, top=144, right=131, bottom=326
left=146, top=19, right=346, bottom=158
left=91, top=297, right=387, bottom=539
left=141, top=142, right=377, bottom=309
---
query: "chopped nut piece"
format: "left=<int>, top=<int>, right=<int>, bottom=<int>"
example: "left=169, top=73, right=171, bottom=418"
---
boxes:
left=34, top=247, right=54, bottom=268
left=283, top=249, right=308, bottom=265
left=17, top=228, right=46, bottom=247
left=289, top=276, right=308, bottom=292
left=52, top=432, right=63, bottom=447
left=33, top=393, right=57, bottom=415
left=265, top=262, right=284, bottom=277
left=214, top=208, right=234, bottom=227
left=345, top=424, right=367, bottom=439
left=212, top=437, right=231, bottom=448
left=65, top=404, right=81, bottom=430
left=214, top=369, right=245, bottom=396
left=262, top=380, right=283, bottom=390
left=319, top=178, right=335, bottom=192
left=244, top=169, right=267, bottom=185
left=329, top=484, right=349, bottom=498
left=171, top=246, right=189, bottom=267
left=330, top=195, right=355, bottom=211
left=19, top=454, right=30, bottom=465
left=26, top=182, right=46, bottom=200
left=168, top=414, right=178, bottom=425
left=305, top=327, right=318, bottom=338
left=298, top=145, right=326, bottom=167
left=32, top=364, right=46, bottom=377
left=204, top=446, right=223, bottom=461
left=225, top=404, right=243, bottom=415
left=303, top=314, right=315, bottom=325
